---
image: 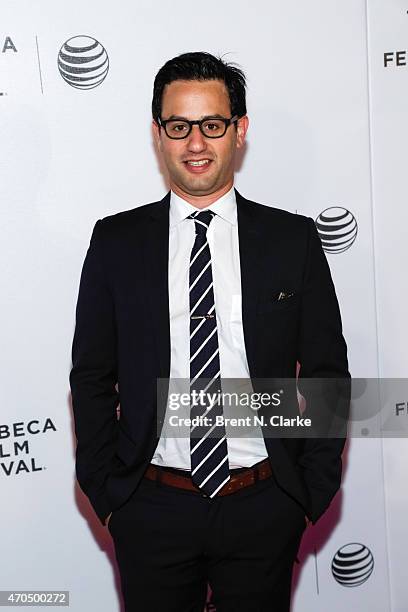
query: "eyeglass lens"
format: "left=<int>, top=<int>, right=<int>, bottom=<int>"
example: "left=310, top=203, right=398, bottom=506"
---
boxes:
left=165, top=119, right=228, bottom=139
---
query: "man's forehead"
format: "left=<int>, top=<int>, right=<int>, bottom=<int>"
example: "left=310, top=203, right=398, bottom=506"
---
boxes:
left=161, top=79, right=230, bottom=115
left=162, top=79, right=229, bottom=100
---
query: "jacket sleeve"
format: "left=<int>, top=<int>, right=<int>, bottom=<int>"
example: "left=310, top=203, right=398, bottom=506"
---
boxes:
left=69, top=220, right=119, bottom=525
left=296, top=217, right=350, bottom=524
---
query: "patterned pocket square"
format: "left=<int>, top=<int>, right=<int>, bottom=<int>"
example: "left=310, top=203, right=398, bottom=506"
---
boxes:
left=276, top=291, right=295, bottom=301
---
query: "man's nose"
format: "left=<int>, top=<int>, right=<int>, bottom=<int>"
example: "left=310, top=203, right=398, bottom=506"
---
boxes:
left=186, top=125, right=207, bottom=152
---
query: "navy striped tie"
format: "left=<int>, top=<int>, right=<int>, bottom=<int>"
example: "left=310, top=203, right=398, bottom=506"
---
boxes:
left=188, top=209, right=230, bottom=497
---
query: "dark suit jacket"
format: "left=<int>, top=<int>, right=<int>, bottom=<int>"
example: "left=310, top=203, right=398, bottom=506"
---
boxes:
left=69, top=189, right=350, bottom=527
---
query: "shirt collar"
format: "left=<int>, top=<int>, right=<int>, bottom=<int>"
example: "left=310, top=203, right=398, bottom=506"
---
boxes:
left=169, top=186, right=237, bottom=228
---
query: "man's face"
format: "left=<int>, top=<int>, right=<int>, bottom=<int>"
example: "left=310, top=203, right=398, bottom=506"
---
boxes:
left=153, top=79, right=248, bottom=201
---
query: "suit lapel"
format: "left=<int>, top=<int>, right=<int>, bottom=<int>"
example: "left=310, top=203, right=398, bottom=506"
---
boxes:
left=143, top=192, right=171, bottom=379
left=235, top=189, right=263, bottom=378
left=142, top=189, right=265, bottom=381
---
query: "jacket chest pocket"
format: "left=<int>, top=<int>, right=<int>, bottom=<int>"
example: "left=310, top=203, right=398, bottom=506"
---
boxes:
left=257, top=293, right=300, bottom=315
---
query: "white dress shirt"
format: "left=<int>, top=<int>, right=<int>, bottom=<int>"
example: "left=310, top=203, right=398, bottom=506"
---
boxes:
left=151, top=186, right=268, bottom=470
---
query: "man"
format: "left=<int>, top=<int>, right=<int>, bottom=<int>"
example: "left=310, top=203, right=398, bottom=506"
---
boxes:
left=70, top=52, right=350, bottom=611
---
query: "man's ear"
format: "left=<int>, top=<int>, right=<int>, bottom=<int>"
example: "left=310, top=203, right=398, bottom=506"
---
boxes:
left=152, top=120, right=162, bottom=152
left=236, top=115, right=249, bottom=149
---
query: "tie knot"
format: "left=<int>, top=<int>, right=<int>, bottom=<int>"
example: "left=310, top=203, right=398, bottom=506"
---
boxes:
left=188, top=210, right=215, bottom=235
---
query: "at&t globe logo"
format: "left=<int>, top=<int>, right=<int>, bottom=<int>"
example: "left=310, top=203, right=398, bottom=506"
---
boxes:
left=58, top=35, right=109, bottom=89
left=332, top=542, right=374, bottom=587
left=315, top=207, right=357, bottom=254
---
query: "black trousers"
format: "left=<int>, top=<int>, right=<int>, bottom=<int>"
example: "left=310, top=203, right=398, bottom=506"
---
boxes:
left=108, top=463, right=306, bottom=612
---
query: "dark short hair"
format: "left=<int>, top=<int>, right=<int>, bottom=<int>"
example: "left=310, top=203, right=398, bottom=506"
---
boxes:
left=152, top=51, right=247, bottom=122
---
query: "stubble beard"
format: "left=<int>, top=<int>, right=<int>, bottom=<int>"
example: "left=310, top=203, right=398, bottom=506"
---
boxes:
left=170, top=164, right=221, bottom=197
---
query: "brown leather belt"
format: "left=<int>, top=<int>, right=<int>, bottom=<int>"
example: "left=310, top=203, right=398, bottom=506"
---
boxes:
left=144, top=458, right=272, bottom=496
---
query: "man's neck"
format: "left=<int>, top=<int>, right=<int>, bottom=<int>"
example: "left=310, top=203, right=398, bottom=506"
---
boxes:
left=170, top=181, right=234, bottom=209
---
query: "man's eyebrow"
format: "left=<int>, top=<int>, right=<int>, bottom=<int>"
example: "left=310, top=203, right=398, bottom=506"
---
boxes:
left=164, top=114, right=227, bottom=121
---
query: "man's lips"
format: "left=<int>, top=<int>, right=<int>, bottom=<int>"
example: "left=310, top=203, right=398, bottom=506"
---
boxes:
left=183, top=159, right=213, bottom=173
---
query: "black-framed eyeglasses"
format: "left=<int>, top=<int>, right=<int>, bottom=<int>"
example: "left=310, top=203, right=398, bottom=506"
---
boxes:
left=157, top=115, right=239, bottom=140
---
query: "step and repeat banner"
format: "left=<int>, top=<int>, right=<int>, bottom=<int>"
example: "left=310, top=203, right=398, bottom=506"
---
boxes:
left=1, top=1, right=406, bottom=610
left=365, top=3, right=408, bottom=612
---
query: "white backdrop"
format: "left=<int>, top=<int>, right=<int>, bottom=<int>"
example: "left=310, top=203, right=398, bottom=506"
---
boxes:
left=1, top=1, right=406, bottom=610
